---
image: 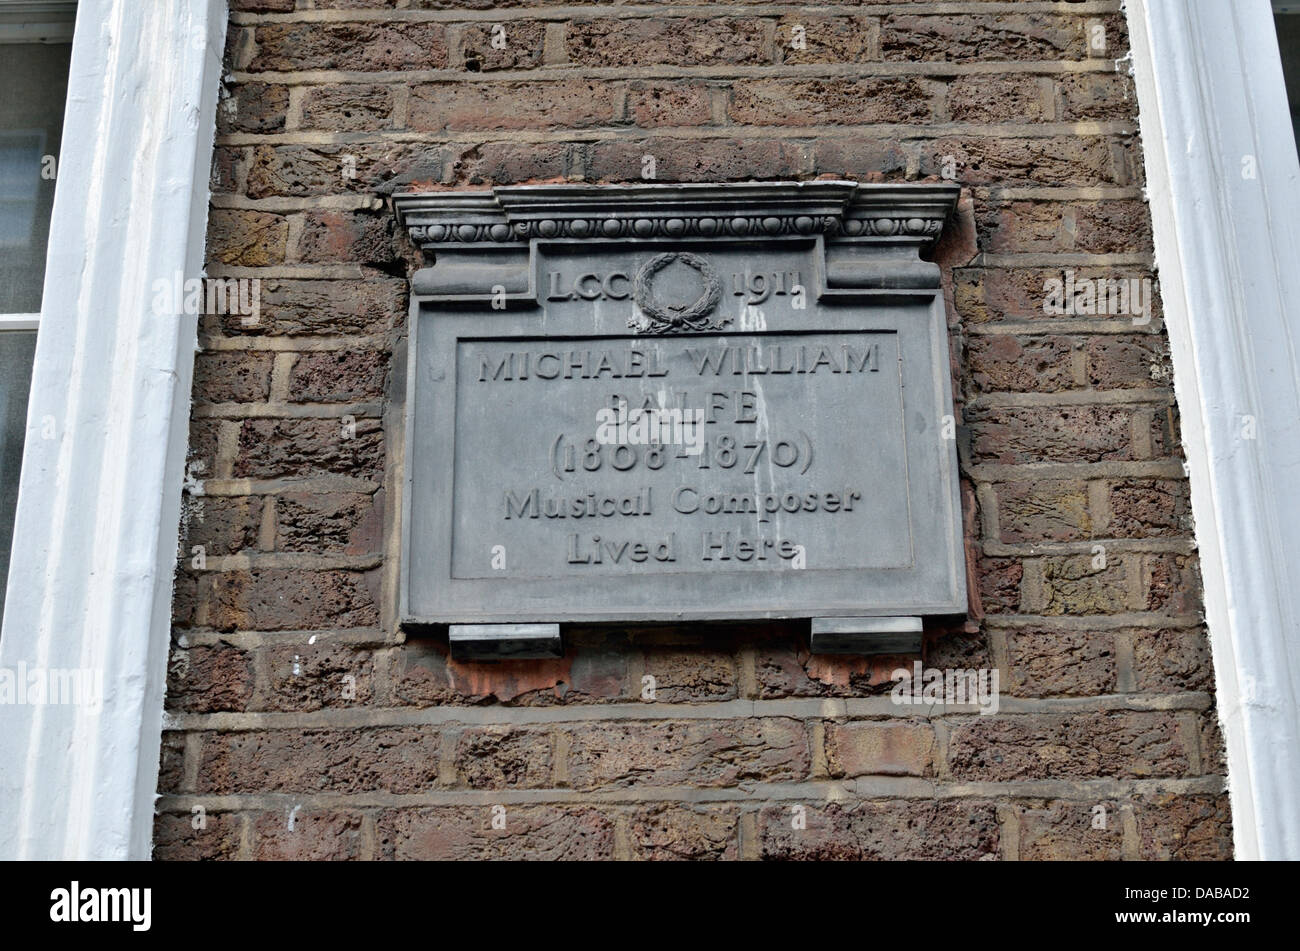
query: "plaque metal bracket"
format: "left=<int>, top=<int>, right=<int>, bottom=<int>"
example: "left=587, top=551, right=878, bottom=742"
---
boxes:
left=448, top=623, right=563, bottom=660
left=810, top=617, right=923, bottom=655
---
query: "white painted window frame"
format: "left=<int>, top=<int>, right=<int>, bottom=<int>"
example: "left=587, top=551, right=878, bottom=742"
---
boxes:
left=1127, top=0, right=1300, bottom=860
left=0, top=0, right=227, bottom=859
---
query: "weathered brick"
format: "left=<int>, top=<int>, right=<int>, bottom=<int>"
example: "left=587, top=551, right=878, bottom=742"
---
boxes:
left=916, top=136, right=1121, bottom=187
left=1135, top=793, right=1233, bottom=860
left=639, top=647, right=737, bottom=702
left=954, top=266, right=1162, bottom=324
left=243, top=22, right=449, bottom=72
left=882, top=14, right=1095, bottom=62
left=947, top=75, right=1049, bottom=123
left=995, top=480, right=1092, bottom=543
left=566, top=18, right=768, bottom=68
left=978, top=556, right=1023, bottom=614
left=629, top=804, right=739, bottom=860
left=586, top=137, right=803, bottom=183
left=234, top=418, right=383, bottom=480
left=167, top=644, right=256, bottom=713
left=157, top=732, right=187, bottom=794
left=728, top=78, right=934, bottom=126
left=296, top=211, right=397, bottom=266
left=824, top=721, right=936, bottom=777
left=948, top=712, right=1189, bottom=780
left=1108, top=479, right=1191, bottom=538
left=276, top=491, right=382, bottom=555
left=218, top=82, right=288, bottom=134
left=1058, top=73, right=1137, bottom=121
left=452, top=141, right=569, bottom=185
left=252, top=810, right=364, bottom=860
left=260, top=643, right=377, bottom=712
left=193, top=351, right=274, bottom=404
left=461, top=21, right=545, bottom=71
left=153, top=812, right=242, bottom=861
left=775, top=15, right=876, bottom=64
left=203, top=568, right=380, bottom=632
left=977, top=200, right=1152, bottom=254
left=300, top=84, right=395, bottom=132
left=245, top=142, right=445, bottom=199
left=627, top=81, right=713, bottom=128
left=968, top=335, right=1076, bottom=393
left=1040, top=555, right=1133, bottom=616
left=453, top=726, right=553, bottom=788
left=289, top=350, right=389, bottom=403
left=968, top=405, right=1136, bottom=465
left=378, top=806, right=616, bottom=860
left=390, top=638, right=631, bottom=706
left=1087, top=335, right=1171, bottom=388
left=1131, top=628, right=1213, bottom=693
left=183, top=496, right=263, bottom=557
left=1017, top=799, right=1124, bottom=860
left=1005, top=630, right=1116, bottom=697
left=202, top=277, right=405, bottom=337
left=760, top=801, right=999, bottom=860
left=199, top=727, right=439, bottom=794
left=207, top=209, right=288, bottom=268
left=410, top=80, right=616, bottom=132
left=565, top=719, right=809, bottom=789
left=1145, top=553, right=1202, bottom=615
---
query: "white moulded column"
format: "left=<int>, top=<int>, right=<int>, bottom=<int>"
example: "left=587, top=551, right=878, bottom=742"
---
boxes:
left=1127, top=0, right=1300, bottom=859
left=0, top=0, right=227, bottom=860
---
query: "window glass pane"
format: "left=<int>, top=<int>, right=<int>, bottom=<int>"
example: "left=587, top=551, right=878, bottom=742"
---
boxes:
left=0, top=42, right=71, bottom=313
left=0, top=330, right=36, bottom=622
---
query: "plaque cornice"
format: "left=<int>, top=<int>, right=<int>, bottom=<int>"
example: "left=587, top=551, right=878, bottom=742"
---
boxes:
left=393, top=181, right=959, bottom=251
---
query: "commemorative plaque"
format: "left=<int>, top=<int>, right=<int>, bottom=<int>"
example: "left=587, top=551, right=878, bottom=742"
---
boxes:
left=393, top=182, right=965, bottom=655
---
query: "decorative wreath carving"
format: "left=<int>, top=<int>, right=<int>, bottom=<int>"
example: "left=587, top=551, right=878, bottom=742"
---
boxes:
left=631, top=252, right=724, bottom=334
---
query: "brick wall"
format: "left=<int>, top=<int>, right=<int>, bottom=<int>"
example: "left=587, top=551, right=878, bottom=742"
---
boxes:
left=155, top=0, right=1232, bottom=860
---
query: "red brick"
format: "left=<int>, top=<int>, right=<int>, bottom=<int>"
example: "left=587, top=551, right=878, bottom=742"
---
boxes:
left=453, top=726, right=553, bottom=788
left=968, top=334, right=1076, bottom=393
left=296, top=211, right=397, bottom=266
left=153, top=812, right=242, bottom=861
left=259, top=643, right=377, bottom=712
left=234, top=417, right=383, bottom=480
left=378, top=806, right=615, bottom=860
left=243, top=22, right=449, bottom=72
left=564, top=719, right=809, bottom=789
left=1108, top=479, right=1191, bottom=538
left=627, top=82, right=713, bottom=128
left=409, top=81, right=615, bottom=132
left=167, top=644, right=256, bottom=713
left=629, top=804, right=739, bottom=860
left=203, top=568, right=380, bottom=632
left=948, top=712, right=1190, bottom=780
left=760, top=801, right=999, bottom=860
left=300, top=84, right=396, bottom=132
left=252, top=810, right=365, bottom=860
left=193, top=351, right=274, bottom=403
left=460, top=21, right=545, bottom=71
left=1005, top=630, right=1116, bottom=697
left=198, top=727, right=439, bottom=794
left=1135, top=793, right=1233, bottom=860
left=1017, top=799, right=1124, bottom=859
left=824, top=721, right=936, bottom=777
left=978, top=556, right=1023, bottom=614
left=566, top=18, right=768, bottom=68
left=995, top=480, right=1092, bottom=543
left=728, top=78, right=934, bottom=126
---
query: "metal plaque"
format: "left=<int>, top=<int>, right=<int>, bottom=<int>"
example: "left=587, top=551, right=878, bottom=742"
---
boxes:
left=394, top=182, right=965, bottom=627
